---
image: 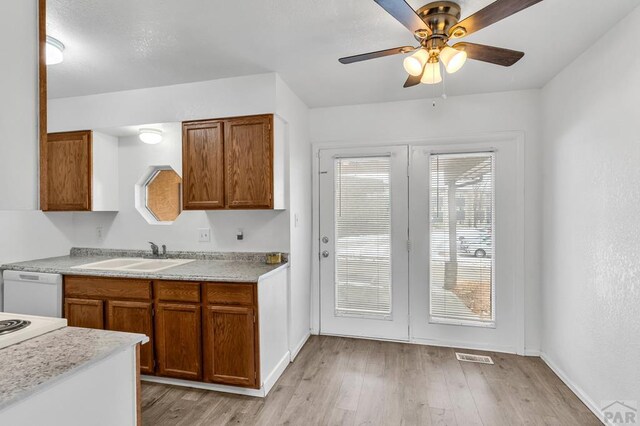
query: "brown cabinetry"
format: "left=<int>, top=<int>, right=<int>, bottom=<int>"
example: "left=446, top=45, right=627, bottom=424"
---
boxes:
left=41, top=130, right=118, bottom=212
left=182, top=121, right=225, bottom=209
left=42, top=131, right=92, bottom=211
left=224, top=115, right=273, bottom=209
left=154, top=281, right=202, bottom=380
left=62, top=277, right=260, bottom=389
left=64, top=297, right=104, bottom=329
left=203, top=282, right=259, bottom=388
left=106, top=300, right=154, bottom=374
left=182, top=114, right=277, bottom=211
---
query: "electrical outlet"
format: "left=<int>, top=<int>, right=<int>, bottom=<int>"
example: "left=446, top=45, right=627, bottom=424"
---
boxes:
left=198, top=228, right=211, bottom=242
left=96, top=226, right=104, bottom=242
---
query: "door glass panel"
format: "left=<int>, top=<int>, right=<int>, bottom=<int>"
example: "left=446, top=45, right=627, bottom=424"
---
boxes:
left=334, top=157, right=392, bottom=318
left=430, top=153, right=495, bottom=325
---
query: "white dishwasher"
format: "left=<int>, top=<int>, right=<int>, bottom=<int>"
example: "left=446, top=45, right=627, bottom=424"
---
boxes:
left=2, top=271, right=63, bottom=317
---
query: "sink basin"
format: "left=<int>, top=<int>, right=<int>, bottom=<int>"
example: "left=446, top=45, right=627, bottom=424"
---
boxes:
left=71, top=258, right=195, bottom=273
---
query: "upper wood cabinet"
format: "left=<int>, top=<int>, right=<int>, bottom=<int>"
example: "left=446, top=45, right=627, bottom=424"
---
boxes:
left=224, top=115, right=273, bottom=209
left=182, top=120, right=225, bottom=209
left=43, top=131, right=92, bottom=211
left=41, top=130, right=118, bottom=212
left=182, top=114, right=284, bottom=210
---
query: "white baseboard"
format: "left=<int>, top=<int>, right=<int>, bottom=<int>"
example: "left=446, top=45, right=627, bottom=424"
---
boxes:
left=263, top=351, right=291, bottom=395
left=141, top=375, right=266, bottom=398
left=540, top=352, right=604, bottom=423
left=290, top=331, right=311, bottom=361
left=410, top=336, right=518, bottom=355
left=524, top=349, right=541, bottom=356
left=141, top=351, right=292, bottom=399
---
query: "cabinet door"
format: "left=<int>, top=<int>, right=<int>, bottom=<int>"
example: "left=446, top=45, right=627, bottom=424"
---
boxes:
left=203, top=305, right=258, bottom=388
left=44, top=131, right=92, bottom=211
left=155, top=303, right=202, bottom=380
left=224, top=115, right=273, bottom=209
left=64, top=298, right=104, bottom=329
left=106, top=300, right=154, bottom=374
left=182, top=120, right=225, bottom=209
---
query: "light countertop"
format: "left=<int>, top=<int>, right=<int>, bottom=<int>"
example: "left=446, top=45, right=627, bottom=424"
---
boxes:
left=0, top=327, right=147, bottom=411
left=0, top=248, right=289, bottom=283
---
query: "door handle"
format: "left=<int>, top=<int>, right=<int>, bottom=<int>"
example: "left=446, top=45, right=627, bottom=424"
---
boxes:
left=322, top=251, right=330, bottom=258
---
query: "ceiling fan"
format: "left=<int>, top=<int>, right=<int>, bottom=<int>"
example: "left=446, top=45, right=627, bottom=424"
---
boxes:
left=339, top=0, right=543, bottom=87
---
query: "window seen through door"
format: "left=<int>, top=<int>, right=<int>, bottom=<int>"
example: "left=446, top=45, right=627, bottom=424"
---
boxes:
left=429, top=152, right=495, bottom=326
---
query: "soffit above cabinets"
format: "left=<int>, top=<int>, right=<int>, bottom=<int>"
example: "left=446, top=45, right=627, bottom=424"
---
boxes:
left=47, top=0, right=639, bottom=107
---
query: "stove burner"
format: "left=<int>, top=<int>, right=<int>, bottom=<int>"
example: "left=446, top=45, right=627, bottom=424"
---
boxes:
left=0, top=319, right=31, bottom=336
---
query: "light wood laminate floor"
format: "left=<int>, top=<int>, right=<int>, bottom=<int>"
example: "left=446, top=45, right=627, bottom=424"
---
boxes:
left=141, top=335, right=600, bottom=425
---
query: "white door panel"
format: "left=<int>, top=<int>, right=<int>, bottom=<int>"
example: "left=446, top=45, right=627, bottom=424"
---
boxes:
left=319, top=146, right=409, bottom=341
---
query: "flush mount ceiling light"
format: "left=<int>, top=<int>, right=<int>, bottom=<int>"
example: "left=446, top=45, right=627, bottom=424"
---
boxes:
left=139, top=129, right=163, bottom=145
left=46, top=36, right=65, bottom=65
left=339, top=0, right=542, bottom=87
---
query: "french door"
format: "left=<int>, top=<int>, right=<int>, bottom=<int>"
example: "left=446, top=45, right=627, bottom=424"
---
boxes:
left=317, top=140, right=522, bottom=352
left=319, top=146, right=409, bottom=341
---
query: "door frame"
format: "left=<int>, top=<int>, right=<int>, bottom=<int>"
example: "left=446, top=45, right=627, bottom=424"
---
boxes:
left=311, top=132, right=526, bottom=354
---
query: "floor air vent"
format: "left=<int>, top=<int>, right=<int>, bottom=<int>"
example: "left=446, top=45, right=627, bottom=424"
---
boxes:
left=455, top=352, right=494, bottom=365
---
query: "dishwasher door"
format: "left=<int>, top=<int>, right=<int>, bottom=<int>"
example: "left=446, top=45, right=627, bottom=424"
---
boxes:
left=2, top=271, right=63, bottom=317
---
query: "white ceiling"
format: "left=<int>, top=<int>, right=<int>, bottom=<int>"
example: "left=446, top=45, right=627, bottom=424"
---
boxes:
left=47, top=0, right=639, bottom=108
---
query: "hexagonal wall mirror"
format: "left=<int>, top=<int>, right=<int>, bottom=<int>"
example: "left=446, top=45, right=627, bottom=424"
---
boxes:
left=135, top=166, right=182, bottom=225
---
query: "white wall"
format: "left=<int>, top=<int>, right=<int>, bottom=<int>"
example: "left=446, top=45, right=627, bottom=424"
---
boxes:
left=69, top=127, right=289, bottom=252
left=0, top=1, right=73, bottom=270
left=541, top=5, right=640, bottom=418
left=310, top=90, right=543, bottom=353
left=0, top=0, right=39, bottom=210
left=48, top=73, right=291, bottom=253
left=276, top=76, right=312, bottom=357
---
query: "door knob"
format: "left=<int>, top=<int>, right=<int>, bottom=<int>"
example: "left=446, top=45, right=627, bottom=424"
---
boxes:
left=322, top=250, right=330, bottom=258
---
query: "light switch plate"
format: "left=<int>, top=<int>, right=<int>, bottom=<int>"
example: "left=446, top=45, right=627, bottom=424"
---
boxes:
left=198, top=228, right=211, bottom=242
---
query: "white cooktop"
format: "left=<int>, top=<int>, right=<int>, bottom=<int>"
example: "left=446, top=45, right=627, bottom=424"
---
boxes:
left=0, top=313, right=67, bottom=350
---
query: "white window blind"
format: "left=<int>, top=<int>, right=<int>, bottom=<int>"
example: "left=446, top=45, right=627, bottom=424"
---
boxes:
left=334, top=156, right=392, bottom=318
left=429, top=152, right=495, bottom=326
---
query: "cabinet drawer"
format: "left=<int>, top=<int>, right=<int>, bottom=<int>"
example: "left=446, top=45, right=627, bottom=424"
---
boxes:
left=205, top=283, right=255, bottom=306
left=65, top=276, right=151, bottom=300
left=155, top=281, right=201, bottom=303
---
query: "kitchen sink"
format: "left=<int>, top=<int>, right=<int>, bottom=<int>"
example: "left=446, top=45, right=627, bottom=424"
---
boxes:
left=71, top=258, right=195, bottom=273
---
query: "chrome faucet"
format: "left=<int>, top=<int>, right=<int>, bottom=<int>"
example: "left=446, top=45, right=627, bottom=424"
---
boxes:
left=148, top=242, right=167, bottom=258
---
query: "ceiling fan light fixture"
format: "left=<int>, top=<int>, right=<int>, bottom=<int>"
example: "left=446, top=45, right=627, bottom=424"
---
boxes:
left=403, top=49, right=428, bottom=76
left=440, top=46, right=467, bottom=74
left=45, top=35, right=65, bottom=65
left=420, top=61, right=442, bottom=85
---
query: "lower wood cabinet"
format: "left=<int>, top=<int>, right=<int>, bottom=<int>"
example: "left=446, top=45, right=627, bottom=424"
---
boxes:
left=155, top=302, right=202, bottom=380
left=63, top=276, right=261, bottom=389
left=203, top=305, right=257, bottom=388
left=65, top=297, right=104, bottom=329
left=106, top=300, right=154, bottom=375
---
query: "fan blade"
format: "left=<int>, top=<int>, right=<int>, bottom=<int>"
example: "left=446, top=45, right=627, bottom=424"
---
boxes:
left=403, top=65, right=425, bottom=88
left=450, top=0, right=542, bottom=38
left=339, top=46, right=415, bottom=64
left=454, top=42, right=524, bottom=66
left=374, top=0, right=432, bottom=36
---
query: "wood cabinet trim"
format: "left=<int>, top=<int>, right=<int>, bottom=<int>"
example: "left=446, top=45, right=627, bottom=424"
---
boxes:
left=65, top=276, right=152, bottom=300
left=205, top=282, right=255, bottom=306
left=154, top=281, right=201, bottom=303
